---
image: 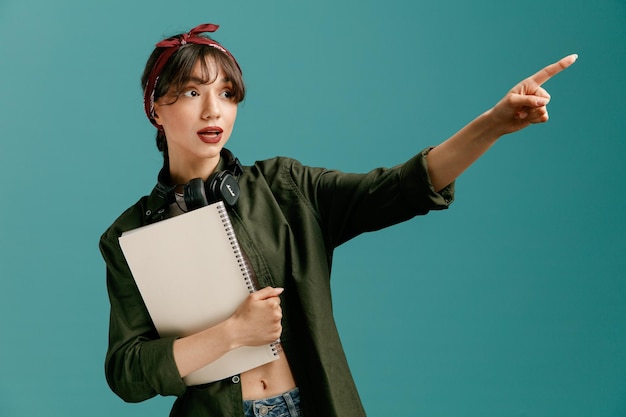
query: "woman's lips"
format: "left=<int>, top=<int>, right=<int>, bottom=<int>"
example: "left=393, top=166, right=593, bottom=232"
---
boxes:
left=197, top=126, right=223, bottom=143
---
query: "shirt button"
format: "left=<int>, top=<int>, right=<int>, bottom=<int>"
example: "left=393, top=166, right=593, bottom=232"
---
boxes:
left=231, top=375, right=240, bottom=384
left=259, top=405, right=269, bottom=416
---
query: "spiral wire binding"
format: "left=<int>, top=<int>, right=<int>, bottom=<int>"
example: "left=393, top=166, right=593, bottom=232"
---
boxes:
left=217, top=202, right=254, bottom=293
left=216, top=202, right=280, bottom=357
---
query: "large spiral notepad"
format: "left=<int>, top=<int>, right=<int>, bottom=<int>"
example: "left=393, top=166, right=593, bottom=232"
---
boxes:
left=119, top=201, right=279, bottom=385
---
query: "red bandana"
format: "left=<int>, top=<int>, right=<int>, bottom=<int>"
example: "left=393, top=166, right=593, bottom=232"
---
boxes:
left=143, top=23, right=241, bottom=128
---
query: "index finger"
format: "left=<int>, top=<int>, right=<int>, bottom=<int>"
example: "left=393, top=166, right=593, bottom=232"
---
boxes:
left=530, top=54, right=578, bottom=86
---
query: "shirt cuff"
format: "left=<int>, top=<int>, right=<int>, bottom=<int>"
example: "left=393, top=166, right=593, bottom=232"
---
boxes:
left=140, top=336, right=187, bottom=397
left=401, top=147, right=455, bottom=210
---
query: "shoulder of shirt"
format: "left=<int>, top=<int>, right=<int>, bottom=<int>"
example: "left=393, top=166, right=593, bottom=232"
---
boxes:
left=100, top=194, right=151, bottom=243
left=244, top=155, right=327, bottom=177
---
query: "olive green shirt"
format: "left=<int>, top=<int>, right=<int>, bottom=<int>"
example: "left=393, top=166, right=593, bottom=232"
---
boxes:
left=99, top=148, right=454, bottom=416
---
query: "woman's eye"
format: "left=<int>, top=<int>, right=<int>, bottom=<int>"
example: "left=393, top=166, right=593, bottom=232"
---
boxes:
left=221, top=90, right=234, bottom=99
left=182, top=90, right=199, bottom=97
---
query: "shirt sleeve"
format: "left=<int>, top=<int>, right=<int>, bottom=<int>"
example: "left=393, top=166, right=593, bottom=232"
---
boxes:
left=287, top=147, right=455, bottom=247
left=99, top=230, right=187, bottom=402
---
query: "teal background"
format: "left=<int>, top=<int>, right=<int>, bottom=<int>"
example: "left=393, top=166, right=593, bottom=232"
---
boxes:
left=1, top=0, right=624, bottom=416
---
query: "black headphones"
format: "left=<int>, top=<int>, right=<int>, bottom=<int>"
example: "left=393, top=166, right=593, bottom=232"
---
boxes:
left=155, top=148, right=243, bottom=211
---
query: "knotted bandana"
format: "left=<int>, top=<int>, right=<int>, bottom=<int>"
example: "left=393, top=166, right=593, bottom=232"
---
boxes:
left=143, top=23, right=242, bottom=128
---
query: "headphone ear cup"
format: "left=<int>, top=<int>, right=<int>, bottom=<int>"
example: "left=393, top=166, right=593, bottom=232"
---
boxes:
left=184, top=178, right=209, bottom=211
left=178, top=149, right=242, bottom=212
left=206, top=171, right=240, bottom=207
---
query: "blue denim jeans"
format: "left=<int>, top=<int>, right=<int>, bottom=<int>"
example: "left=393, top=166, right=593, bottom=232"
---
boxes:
left=243, top=387, right=302, bottom=417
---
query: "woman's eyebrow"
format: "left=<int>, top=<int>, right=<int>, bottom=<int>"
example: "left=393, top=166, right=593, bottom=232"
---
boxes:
left=186, top=76, right=233, bottom=85
left=185, top=76, right=206, bottom=85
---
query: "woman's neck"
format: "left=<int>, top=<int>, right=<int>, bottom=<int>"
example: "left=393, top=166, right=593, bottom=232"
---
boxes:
left=168, top=156, right=221, bottom=185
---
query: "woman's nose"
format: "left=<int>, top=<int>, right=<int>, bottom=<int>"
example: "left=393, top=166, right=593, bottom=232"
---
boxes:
left=202, top=95, right=220, bottom=119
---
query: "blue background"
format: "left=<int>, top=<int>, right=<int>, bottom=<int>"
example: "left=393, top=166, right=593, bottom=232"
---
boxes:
left=1, top=0, right=625, bottom=416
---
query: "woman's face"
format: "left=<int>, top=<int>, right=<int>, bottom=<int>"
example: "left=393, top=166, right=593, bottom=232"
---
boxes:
left=154, top=59, right=238, bottom=181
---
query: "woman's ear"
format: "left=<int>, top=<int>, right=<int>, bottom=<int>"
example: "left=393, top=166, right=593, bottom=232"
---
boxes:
left=152, top=104, right=162, bottom=126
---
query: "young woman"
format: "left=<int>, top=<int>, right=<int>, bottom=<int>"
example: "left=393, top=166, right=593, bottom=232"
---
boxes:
left=99, top=23, right=576, bottom=417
